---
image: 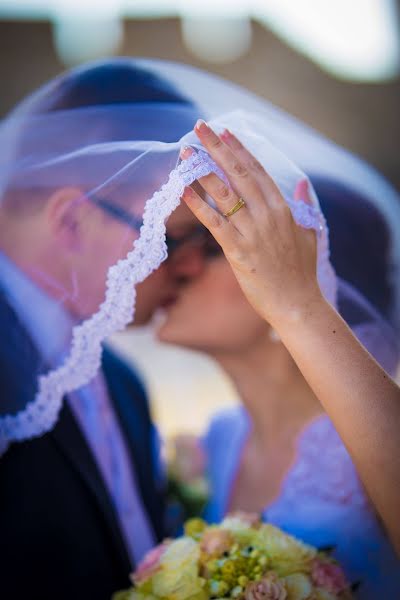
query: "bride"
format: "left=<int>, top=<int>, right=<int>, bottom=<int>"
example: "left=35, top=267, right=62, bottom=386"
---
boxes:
left=1, top=56, right=399, bottom=599
left=157, top=124, right=400, bottom=598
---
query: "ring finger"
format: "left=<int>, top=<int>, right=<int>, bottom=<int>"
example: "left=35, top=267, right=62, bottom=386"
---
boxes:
left=196, top=170, right=254, bottom=232
left=194, top=120, right=267, bottom=214
left=180, top=145, right=254, bottom=232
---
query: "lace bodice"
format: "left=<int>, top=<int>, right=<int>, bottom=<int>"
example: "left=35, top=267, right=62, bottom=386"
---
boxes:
left=267, top=415, right=367, bottom=512
left=203, top=407, right=400, bottom=599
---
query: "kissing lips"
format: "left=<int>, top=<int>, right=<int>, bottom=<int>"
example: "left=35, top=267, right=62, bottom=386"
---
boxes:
left=160, top=293, right=179, bottom=309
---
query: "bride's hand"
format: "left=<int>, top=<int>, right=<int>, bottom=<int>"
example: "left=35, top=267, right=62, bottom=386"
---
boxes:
left=181, top=119, right=324, bottom=328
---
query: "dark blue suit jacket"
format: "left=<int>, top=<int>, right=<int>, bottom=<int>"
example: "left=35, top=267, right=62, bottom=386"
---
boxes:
left=0, top=292, right=165, bottom=600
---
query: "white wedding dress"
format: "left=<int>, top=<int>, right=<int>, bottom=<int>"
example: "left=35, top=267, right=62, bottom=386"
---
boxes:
left=203, top=407, right=400, bottom=600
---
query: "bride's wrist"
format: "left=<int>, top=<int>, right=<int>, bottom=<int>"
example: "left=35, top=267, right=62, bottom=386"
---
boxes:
left=267, top=288, right=330, bottom=334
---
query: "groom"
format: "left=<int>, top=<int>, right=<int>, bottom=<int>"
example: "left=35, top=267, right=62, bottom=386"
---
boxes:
left=0, top=61, right=204, bottom=600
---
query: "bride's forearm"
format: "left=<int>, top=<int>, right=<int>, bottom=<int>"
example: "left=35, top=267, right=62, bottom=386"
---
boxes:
left=274, top=297, right=400, bottom=554
left=183, top=123, right=400, bottom=552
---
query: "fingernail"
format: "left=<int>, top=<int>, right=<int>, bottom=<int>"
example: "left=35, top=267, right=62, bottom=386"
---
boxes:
left=180, top=145, right=194, bottom=159
left=195, top=119, right=210, bottom=133
left=220, top=128, right=233, bottom=142
left=294, top=179, right=309, bottom=203
left=182, top=185, right=195, bottom=199
left=182, top=187, right=196, bottom=207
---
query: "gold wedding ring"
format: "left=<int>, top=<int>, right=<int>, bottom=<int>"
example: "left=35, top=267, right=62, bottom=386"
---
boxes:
left=223, top=197, right=246, bottom=218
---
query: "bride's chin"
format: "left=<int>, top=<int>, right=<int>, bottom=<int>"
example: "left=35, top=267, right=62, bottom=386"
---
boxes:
left=156, top=319, right=197, bottom=350
left=156, top=317, right=181, bottom=345
left=156, top=324, right=172, bottom=344
left=156, top=306, right=206, bottom=350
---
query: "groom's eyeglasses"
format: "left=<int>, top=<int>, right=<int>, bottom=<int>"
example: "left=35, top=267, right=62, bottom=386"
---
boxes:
left=90, top=195, right=143, bottom=230
left=90, top=195, right=222, bottom=258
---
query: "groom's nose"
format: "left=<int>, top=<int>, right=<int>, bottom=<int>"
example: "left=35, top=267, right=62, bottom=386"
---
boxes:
left=168, top=244, right=206, bottom=280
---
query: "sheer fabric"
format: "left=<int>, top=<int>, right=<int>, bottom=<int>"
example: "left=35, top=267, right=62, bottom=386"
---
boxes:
left=1, top=58, right=399, bottom=454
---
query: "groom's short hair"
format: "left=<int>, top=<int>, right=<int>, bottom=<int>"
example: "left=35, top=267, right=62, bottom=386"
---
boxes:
left=3, top=60, right=197, bottom=214
left=43, top=60, right=194, bottom=114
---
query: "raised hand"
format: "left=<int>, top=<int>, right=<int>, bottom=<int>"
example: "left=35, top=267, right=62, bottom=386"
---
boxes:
left=181, top=120, right=322, bottom=328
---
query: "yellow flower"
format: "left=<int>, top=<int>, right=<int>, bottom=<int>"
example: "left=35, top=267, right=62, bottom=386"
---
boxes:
left=185, top=518, right=207, bottom=538
left=282, top=573, right=313, bottom=600
left=152, top=537, right=205, bottom=600
left=220, top=516, right=259, bottom=547
left=113, top=592, right=157, bottom=600
left=111, top=591, right=139, bottom=600
left=256, top=526, right=316, bottom=576
left=226, top=512, right=262, bottom=529
left=133, top=594, right=157, bottom=600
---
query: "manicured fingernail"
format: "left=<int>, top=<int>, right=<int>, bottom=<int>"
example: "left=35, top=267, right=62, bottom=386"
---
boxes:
left=182, top=185, right=195, bottom=199
left=294, top=179, right=309, bottom=203
left=180, top=145, right=194, bottom=159
left=195, top=119, right=210, bottom=133
left=182, top=187, right=197, bottom=208
left=220, top=128, right=233, bottom=142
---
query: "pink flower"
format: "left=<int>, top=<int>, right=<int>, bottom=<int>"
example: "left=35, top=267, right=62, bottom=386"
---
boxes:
left=200, top=529, right=233, bottom=557
left=245, top=575, right=287, bottom=600
left=311, top=558, right=349, bottom=594
left=131, top=541, right=170, bottom=585
left=170, top=435, right=206, bottom=483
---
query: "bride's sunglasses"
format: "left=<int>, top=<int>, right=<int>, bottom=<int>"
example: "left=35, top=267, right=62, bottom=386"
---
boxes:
left=91, top=195, right=222, bottom=258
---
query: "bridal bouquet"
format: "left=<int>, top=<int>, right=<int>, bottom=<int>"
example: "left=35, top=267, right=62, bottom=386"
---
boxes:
left=113, top=514, right=353, bottom=600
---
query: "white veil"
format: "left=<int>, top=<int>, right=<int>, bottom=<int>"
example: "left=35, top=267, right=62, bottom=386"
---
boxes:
left=0, top=58, right=398, bottom=455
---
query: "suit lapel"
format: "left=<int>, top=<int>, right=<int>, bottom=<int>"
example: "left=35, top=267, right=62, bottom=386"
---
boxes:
left=0, top=290, right=132, bottom=572
left=0, top=289, right=46, bottom=412
left=49, top=403, right=132, bottom=572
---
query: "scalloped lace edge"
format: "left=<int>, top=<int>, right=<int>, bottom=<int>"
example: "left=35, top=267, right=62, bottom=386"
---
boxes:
left=0, top=151, right=336, bottom=454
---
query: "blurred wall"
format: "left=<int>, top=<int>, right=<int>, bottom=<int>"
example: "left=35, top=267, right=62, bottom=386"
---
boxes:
left=1, top=18, right=399, bottom=190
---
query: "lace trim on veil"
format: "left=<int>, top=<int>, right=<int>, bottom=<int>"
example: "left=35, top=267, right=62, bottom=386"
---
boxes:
left=0, top=151, right=336, bottom=455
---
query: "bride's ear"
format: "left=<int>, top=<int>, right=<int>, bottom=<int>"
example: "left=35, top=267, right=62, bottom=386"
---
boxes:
left=45, top=186, right=87, bottom=250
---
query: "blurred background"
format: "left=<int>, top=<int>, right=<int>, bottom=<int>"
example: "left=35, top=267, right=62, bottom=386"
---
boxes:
left=1, top=0, right=399, bottom=438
